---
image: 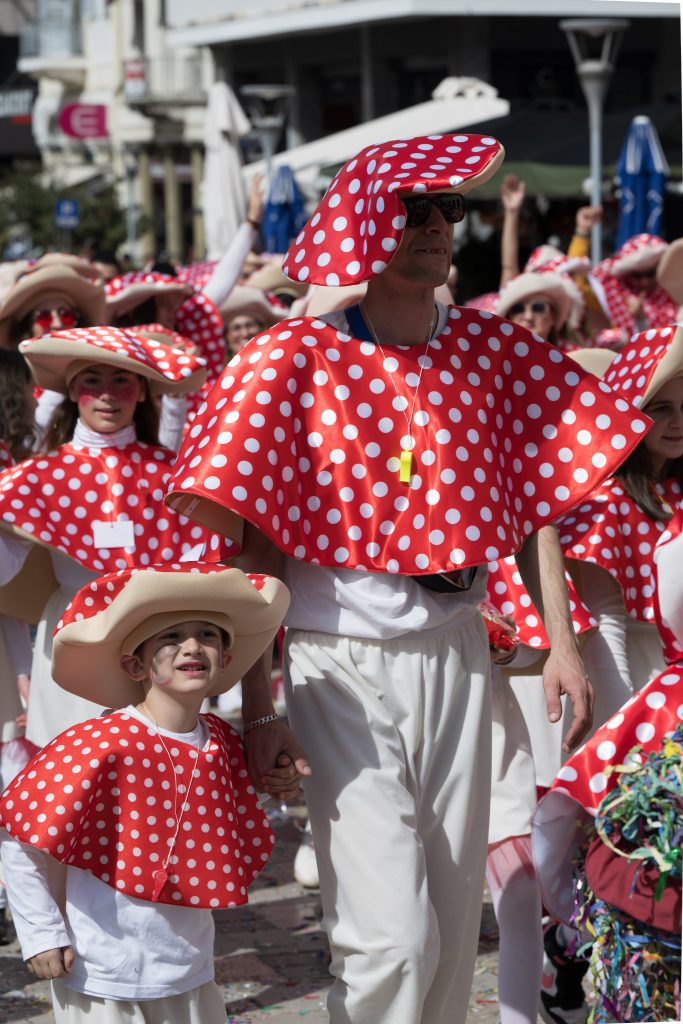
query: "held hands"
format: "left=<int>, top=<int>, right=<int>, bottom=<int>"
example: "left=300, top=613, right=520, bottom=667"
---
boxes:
left=243, top=719, right=311, bottom=801
left=500, top=174, right=526, bottom=213
left=26, top=945, right=74, bottom=980
left=542, top=641, right=594, bottom=753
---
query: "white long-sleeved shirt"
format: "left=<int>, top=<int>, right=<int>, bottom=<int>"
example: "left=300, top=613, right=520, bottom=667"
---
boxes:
left=0, top=706, right=216, bottom=1000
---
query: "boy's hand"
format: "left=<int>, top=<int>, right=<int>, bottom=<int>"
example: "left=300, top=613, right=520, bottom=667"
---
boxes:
left=26, top=946, right=74, bottom=979
left=243, top=721, right=311, bottom=800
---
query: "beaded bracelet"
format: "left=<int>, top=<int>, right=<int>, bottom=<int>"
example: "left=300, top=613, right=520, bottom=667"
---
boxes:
left=243, top=712, right=280, bottom=733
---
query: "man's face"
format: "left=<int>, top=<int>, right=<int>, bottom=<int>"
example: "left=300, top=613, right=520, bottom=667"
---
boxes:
left=381, top=197, right=454, bottom=288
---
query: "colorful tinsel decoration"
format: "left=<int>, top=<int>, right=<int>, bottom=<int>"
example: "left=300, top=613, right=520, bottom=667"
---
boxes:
left=573, top=723, right=682, bottom=1022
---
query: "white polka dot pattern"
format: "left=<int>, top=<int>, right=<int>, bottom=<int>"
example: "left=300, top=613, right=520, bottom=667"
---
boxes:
left=0, top=711, right=273, bottom=908
left=559, top=478, right=681, bottom=622
left=0, top=442, right=229, bottom=571
left=282, top=134, right=503, bottom=286
left=167, top=309, right=649, bottom=574
left=486, top=557, right=596, bottom=649
left=603, top=324, right=683, bottom=409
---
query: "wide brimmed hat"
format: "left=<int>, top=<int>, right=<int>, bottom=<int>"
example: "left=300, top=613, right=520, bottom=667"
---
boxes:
left=34, top=252, right=103, bottom=284
left=0, top=265, right=106, bottom=336
left=603, top=323, right=683, bottom=408
left=248, top=260, right=308, bottom=301
left=609, top=233, right=668, bottom=277
left=656, top=237, right=683, bottom=305
left=283, top=133, right=504, bottom=287
left=219, top=285, right=284, bottom=328
left=495, top=271, right=572, bottom=329
left=52, top=563, right=290, bottom=707
left=19, top=325, right=208, bottom=396
left=525, top=245, right=591, bottom=276
left=567, top=347, right=617, bottom=378
left=106, top=272, right=193, bottom=320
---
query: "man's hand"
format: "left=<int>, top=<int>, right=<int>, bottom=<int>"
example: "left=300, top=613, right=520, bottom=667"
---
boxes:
left=542, top=641, right=594, bottom=753
left=243, top=720, right=311, bottom=800
left=26, top=946, right=74, bottom=980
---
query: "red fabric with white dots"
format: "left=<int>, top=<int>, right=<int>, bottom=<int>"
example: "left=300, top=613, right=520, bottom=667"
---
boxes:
left=0, top=443, right=228, bottom=571
left=486, top=557, right=596, bottom=650
left=603, top=323, right=682, bottom=408
left=282, top=134, right=503, bottom=287
left=177, top=260, right=218, bottom=291
left=0, top=710, right=273, bottom=908
left=592, top=236, right=676, bottom=336
left=166, top=307, right=650, bottom=574
left=558, top=478, right=681, bottom=623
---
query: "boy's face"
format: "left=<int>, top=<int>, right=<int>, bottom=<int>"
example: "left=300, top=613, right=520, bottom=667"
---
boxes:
left=127, top=620, right=231, bottom=695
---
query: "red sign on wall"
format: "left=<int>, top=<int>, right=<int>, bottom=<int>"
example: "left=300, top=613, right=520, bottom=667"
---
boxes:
left=58, top=103, right=108, bottom=139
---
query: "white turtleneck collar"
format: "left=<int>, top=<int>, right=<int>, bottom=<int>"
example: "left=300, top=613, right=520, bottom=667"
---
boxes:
left=71, top=419, right=137, bottom=450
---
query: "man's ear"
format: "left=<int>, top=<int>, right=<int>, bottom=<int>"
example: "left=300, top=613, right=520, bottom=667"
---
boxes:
left=120, top=654, right=146, bottom=681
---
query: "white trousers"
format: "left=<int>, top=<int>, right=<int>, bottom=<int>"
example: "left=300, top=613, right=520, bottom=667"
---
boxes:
left=51, top=979, right=225, bottom=1023
left=285, top=615, right=491, bottom=1024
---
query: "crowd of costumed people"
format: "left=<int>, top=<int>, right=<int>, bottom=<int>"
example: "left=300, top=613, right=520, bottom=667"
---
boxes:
left=0, top=134, right=677, bottom=1024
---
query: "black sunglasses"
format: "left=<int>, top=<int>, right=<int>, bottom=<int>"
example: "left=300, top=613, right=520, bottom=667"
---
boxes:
left=508, top=299, right=553, bottom=317
left=401, top=193, right=467, bottom=228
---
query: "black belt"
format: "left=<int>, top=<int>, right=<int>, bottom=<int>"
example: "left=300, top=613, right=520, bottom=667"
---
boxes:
left=412, top=567, right=477, bottom=594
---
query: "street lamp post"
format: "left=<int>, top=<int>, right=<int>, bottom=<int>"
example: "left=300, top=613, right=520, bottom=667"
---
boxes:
left=560, top=18, right=629, bottom=263
left=122, top=148, right=138, bottom=265
left=239, top=84, right=294, bottom=184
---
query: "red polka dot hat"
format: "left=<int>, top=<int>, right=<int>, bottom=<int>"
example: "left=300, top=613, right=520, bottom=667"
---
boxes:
left=19, top=325, right=208, bottom=396
left=52, top=563, right=290, bottom=708
left=602, top=322, right=683, bottom=409
left=282, top=134, right=505, bottom=287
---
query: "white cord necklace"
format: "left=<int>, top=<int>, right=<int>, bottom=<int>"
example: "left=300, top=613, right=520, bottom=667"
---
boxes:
left=140, top=701, right=201, bottom=901
left=361, top=301, right=436, bottom=484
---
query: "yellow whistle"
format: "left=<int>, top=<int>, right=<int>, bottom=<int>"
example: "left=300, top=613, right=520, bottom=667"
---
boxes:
left=399, top=449, right=413, bottom=484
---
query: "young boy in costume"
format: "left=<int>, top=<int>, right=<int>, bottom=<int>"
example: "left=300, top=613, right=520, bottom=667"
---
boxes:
left=0, top=562, right=289, bottom=1023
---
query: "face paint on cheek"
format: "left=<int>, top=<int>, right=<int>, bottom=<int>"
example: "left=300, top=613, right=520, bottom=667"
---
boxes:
left=148, top=644, right=179, bottom=687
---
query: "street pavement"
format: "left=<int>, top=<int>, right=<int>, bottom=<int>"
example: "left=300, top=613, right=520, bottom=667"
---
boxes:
left=0, top=809, right=504, bottom=1024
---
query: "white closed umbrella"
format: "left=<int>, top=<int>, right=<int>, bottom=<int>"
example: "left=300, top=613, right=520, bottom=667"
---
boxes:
left=202, top=82, right=251, bottom=259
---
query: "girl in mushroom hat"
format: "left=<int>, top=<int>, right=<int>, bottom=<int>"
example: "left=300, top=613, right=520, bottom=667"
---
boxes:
left=164, top=133, right=654, bottom=1024
left=0, top=263, right=106, bottom=350
left=0, top=562, right=289, bottom=1023
left=559, top=324, right=683, bottom=731
left=533, top=505, right=683, bottom=1024
left=495, top=269, right=582, bottom=351
left=592, top=233, right=677, bottom=345
left=0, top=326, right=230, bottom=751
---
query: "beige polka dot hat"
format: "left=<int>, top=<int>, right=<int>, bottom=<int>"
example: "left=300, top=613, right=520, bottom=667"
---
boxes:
left=52, top=563, right=290, bottom=708
left=19, top=325, right=208, bottom=396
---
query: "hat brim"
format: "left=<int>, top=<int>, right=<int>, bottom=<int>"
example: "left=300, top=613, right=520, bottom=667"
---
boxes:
left=567, top=347, right=617, bottom=379
left=0, top=266, right=106, bottom=335
left=19, top=335, right=207, bottom=396
left=106, top=281, right=193, bottom=320
left=52, top=568, right=289, bottom=707
left=640, top=323, right=683, bottom=407
left=219, top=286, right=283, bottom=328
left=495, top=272, right=571, bottom=330
left=612, top=244, right=666, bottom=277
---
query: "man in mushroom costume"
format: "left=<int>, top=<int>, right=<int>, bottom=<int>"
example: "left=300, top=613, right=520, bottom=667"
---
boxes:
left=165, top=134, right=651, bottom=1024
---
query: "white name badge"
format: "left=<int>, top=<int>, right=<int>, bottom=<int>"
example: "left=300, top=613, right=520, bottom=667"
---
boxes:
left=92, top=520, right=136, bottom=550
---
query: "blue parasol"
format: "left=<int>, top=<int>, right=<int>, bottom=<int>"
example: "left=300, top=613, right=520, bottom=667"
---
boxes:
left=263, top=164, right=307, bottom=253
left=615, top=115, right=670, bottom=248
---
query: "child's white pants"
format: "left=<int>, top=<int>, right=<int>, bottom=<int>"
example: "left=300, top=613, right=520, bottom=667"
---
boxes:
left=285, top=615, right=491, bottom=1024
left=51, top=979, right=225, bottom=1023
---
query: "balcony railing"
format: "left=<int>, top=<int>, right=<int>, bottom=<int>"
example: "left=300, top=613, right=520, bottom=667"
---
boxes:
left=125, top=53, right=206, bottom=107
left=19, top=18, right=83, bottom=61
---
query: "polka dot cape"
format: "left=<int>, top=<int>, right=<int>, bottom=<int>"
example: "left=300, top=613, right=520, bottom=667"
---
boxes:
left=0, top=710, right=273, bottom=909
left=486, top=556, right=597, bottom=650
left=166, top=307, right=650, bottom=575
left=558, top=478, right=681, bottom=622
left=282, top=134, right=505, bottom=288
left=0, top=442, right=228, bottom=572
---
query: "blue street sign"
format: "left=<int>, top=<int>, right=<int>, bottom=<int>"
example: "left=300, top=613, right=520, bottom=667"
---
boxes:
left=54, top=198, right=80, bottom=229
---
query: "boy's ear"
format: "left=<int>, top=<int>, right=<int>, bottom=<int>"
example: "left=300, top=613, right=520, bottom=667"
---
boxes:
left=220, top=649, right=232, bottom=671
left=120, top=653, right=146, bottom=681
